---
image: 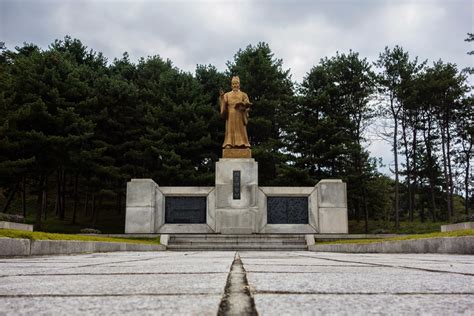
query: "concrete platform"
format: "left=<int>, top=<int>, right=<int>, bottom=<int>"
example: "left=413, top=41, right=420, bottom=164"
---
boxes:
left=0, top=251, right=472, bottom=315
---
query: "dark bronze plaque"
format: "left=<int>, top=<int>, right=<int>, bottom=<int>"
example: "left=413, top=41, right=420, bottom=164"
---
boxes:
left=233, top=170, right=241, bottom=200
left=267, top=197, right=308, bottom=224
left=165, top=197, right=206, bottom=224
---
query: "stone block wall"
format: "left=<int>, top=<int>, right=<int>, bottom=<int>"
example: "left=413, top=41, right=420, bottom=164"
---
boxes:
left=125, top=179, right=159, bottom=234
left=316, top=180, right=349, bottom=234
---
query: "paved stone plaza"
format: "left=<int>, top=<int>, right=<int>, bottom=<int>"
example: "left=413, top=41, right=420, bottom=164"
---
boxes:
left=0, top=251, right=472, bottom=315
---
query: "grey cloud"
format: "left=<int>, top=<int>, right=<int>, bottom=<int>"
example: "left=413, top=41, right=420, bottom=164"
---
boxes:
left=2, top=0, right=471, bottom=83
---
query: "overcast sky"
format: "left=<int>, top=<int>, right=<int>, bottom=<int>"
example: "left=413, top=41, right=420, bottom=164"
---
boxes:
left=1, top=0, right=473, bottom=174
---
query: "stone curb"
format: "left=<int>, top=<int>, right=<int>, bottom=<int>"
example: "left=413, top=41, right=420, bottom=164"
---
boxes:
left=308, top=236, right=474, bottom=254
left=441, top=222, right=474, bottom=232
left=0, top=238, right=30, bottom=256
left=0, top=221, right=33, bottom=231
left=0, top=238, right=165, bottom=257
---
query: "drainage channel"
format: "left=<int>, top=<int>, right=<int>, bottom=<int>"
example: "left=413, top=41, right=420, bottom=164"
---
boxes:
left=218, top=252, right=258, bottom=316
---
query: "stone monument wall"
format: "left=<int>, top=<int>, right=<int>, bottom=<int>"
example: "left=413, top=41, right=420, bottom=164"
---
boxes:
left=126, top=159, right=348, bottom=234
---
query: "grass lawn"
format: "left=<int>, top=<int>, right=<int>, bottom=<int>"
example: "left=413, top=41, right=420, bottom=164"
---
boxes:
left=318, top=229, right=474, bottom=245
left=0, top=229, right=160, bottom=245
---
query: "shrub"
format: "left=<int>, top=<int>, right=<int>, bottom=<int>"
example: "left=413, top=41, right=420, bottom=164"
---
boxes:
left=0, top=212, right=26, bottom=223
left=80, top=228, right=102, bottom=234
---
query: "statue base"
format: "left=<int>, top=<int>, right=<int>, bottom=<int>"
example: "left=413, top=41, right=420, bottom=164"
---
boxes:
left=222, top=148, right=252, bottom=158
left=215, top=158, right=258, bottom=234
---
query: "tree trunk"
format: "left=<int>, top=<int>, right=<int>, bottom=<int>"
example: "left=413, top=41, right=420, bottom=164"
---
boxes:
left=91, top=193, right=96, bottom=222
left=393, top=115, right=400, bottom=229
left=411, top=128, right=418, bottom=220
left=423, top=117, right=437, bottom=221
left=59, top=169, right=67, bottom=220
left=355, top=202, right=360, bottom=223
left=446, top=121, right=454, bottom=217
left=93, top=194, right=101, bottom=228
left=55, top=169, right=60, bottom=216
left=22, top=176, right=26, bottom=218
left=2, top=182, right=19, bottom=214
left=84, top=191, right=89, bottom=217
left=363, top=186, right=369, bottom=234
left=42, top=187, right=47, bottom=221
left=116, top=192, right=122, bottom=215
left=72, top=173, right=79, bottom=224
left=429, top=186, right=437, bottom=222
left=440, top=129, right=451, bottom=221
left=465, top=142, right=472, bottom=214
left=43, top=178, right=48, bottom=221
left=35, top=175, right=44, bottom=230
left=420, top=200, right=425, bottom=223
left=401, top=113, right=413, bottom=222
left=389, top=95, right=401, bottom=230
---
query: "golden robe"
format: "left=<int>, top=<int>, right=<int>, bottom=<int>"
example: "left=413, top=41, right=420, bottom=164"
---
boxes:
left=221, top=90, right=251, bottom=148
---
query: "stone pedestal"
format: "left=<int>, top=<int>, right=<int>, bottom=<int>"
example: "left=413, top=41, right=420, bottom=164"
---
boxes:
left=222, top=148, right=252, bottom=158
left=215, top=158, right=258, bottom=234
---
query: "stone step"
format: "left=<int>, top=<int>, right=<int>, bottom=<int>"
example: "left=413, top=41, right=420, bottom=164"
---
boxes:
left=167, top=244, right=308, bottom=251
left=169, top=237, right=305, bottom=243
left=170, top=241, right=306, bottom=246
left=166, top=234, right=309, bottom=251
left=168, top=234, right=307, bottom=238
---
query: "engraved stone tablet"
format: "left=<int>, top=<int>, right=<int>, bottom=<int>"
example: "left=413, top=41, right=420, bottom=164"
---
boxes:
left=165, top=197, right=207, bottom=224
left=233, top=170, right=241, bottom=200
left=267, top=197, right=308, bottom=224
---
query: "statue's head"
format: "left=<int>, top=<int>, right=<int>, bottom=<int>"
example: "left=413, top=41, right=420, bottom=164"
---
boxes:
left=231, top=76, right=240, bottom=91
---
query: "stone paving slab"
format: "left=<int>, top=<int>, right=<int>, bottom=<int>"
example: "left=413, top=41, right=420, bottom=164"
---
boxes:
left=315, top=252, right=474, bottom=264
left=240, top=252, right=474, bottom=315
left=246, top=270, right=473, bottom=293
left=0, top=253, right=169, bottom=276
left=239, top=256, right=369, bottom=266
left=0, top=274, right=228, bottom=295
left=1, top=295, right=222, bottom=316
left=254, top=294, right=474, bottom=315
left=0, top=251, right=473, bottom=315
left=0, top=252, right=234, bottom=276
left=244, top=264, right=374, bottom=273
left=246, top=264, right=423, bottom=274
left=303, top=252, right=474, bottom=274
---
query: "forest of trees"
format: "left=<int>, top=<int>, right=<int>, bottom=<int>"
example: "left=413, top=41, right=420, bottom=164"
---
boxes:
left=0, top=35, right=472, bottom=233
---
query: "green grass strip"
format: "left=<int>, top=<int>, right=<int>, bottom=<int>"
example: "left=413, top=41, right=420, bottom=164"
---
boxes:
left=0, top=229, right=160, bottom=245
left=318, top=229, right=474, bottom=245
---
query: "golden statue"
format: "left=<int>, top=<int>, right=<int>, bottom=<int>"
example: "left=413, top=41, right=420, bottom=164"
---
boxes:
left=220, top=76, right=252, bottom=158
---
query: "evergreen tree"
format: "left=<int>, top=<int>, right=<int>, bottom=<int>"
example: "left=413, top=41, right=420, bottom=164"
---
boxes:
left=292, top=51, right=377, bottom=231
left=375, top=46, right=423, bottom=228
left=0, top=40, right=96, bottom=227
left=137, top=56, right=217, bottom=185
